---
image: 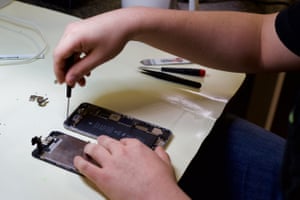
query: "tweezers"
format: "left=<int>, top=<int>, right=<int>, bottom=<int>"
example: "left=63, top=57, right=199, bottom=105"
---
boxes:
left=140, top=69, right=202, bottom=89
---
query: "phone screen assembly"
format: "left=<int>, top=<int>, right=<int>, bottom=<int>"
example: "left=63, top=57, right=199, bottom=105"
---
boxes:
left=63, top=102, right=173, bottom=149
left=31, top=131, right=89, bottom=175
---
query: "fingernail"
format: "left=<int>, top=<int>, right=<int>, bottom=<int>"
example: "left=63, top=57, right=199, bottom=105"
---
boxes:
left=73, top=156, right=84, bottom=170
left=68, top=74, right=77, bottom=85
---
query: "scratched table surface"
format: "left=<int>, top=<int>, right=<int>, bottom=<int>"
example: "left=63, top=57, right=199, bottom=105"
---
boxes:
left=0, top=1, right=245, bottom=199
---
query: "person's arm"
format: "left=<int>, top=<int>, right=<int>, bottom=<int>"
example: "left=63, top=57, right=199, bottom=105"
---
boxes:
left=53, top=7, right=300, bottom=87
left=130, top=8, right=300, bottom=73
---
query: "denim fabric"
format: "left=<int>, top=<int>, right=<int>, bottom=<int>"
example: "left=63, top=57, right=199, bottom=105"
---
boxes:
left=178, top=114, right=285, bottom=200
left=281, top=94, right=300, bottom=200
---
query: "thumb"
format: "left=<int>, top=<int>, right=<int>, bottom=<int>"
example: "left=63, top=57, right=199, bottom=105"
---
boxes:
left=155, top=146, right=172, bottom=165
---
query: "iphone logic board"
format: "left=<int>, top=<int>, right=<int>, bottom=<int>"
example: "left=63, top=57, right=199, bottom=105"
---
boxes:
left=64, top=102, right=173, bottom=149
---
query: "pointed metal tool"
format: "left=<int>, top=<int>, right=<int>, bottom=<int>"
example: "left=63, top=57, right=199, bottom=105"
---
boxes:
left=140, top=68, right=202, bottom=89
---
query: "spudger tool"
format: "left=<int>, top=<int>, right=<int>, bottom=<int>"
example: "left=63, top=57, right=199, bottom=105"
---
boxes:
left=65, top=55, right=74, bottom=118
left=140, top=57, right=191, bottom=66
left=140, top=68, right=202, bottom=89
left=139, top=66, right=206, bottom=77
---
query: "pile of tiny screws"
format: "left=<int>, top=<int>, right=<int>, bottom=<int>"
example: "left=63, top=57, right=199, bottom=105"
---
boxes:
left=29, top=95, right=49, bottom=107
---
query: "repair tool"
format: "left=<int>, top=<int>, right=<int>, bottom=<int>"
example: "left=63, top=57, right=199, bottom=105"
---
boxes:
left=65, top=55, right=74, bottom=118
left=140, top=68, right=201, bottom=89
left=139, top=66, right=206, bottom=77
left=140, top=57, right=191, bottom=66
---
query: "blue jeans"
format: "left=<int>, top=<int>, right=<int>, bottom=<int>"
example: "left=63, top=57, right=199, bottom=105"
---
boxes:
left=178, top=114, right=285, bottom=200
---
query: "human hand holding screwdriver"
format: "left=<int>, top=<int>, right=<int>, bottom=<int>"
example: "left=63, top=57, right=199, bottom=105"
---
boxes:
left=53, top=9, right=133, bottom=87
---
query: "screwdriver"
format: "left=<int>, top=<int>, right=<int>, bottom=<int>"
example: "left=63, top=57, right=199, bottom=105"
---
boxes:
left=66, top=85, right=71, bottom=118
left=65, top=55, right=74, bottom=118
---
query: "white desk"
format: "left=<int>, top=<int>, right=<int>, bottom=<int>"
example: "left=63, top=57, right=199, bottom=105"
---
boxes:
left=0, top=1, right=245, bottom=199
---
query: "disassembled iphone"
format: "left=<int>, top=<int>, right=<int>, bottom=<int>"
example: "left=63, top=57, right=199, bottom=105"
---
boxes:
left=64, top=102, right=173, bottom=149
left=31, top=131, right=90, bottom=175
left=31, top=103, right=172, bottom=174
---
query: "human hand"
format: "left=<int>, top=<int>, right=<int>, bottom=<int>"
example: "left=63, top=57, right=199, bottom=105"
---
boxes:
left=53, top=9, right=136, bottom=87
left=74, top=135, right=190, bottom=200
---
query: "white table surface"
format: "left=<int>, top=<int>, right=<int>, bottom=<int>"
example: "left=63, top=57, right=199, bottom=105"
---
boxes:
left=0, top=1, right=245, bottom=199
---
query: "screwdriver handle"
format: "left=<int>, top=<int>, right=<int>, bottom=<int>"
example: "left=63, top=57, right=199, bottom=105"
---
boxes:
left=65, top=55, right=75, bottom=98
left=66, top=85, right=72, bottom=98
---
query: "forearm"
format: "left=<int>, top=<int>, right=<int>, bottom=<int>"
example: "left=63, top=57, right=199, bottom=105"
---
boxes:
left=55, top=7, right=298, bottom=86
left=127, top=8, right=266, bottom=73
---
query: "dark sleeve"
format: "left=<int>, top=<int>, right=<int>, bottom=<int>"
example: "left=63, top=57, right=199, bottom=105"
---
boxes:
left=275, top=2, right=300, bottom=56
left=281, top=92, right=300, bottom=200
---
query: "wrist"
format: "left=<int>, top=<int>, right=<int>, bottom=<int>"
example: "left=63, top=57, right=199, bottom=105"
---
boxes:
left=142, top=181, right=191, bottom=200
left=121, top=7, right=169, bottom=43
